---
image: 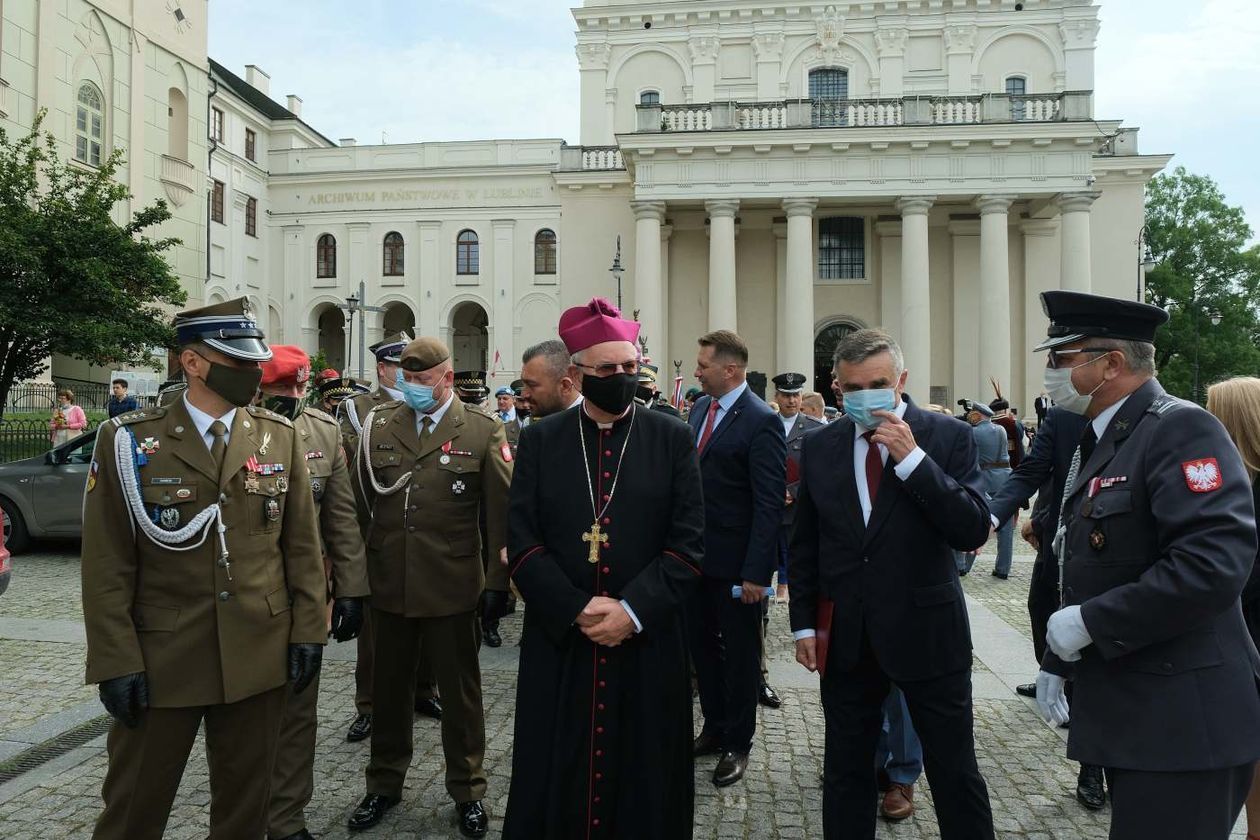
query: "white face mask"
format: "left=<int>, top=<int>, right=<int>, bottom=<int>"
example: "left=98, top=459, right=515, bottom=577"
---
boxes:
left=1042, top=354, right=1107, bottom=415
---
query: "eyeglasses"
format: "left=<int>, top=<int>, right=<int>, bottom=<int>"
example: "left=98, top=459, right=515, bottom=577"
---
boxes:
left=1045, top=347, right=1113, bottom=369
left=575, top=360, right=639, bottom=377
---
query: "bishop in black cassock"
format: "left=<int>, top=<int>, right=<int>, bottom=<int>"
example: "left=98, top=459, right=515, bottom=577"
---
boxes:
left=502, top=299, right=705, bottom=840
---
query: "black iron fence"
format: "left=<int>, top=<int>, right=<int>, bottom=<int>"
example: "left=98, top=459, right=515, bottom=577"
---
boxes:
left=4, top=381, right=122, bottom=415
left=0, top=418, right=101, bottom=463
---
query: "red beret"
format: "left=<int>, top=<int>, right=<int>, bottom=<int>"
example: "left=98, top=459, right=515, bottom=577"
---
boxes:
left=260, top=345, right=311, bottom=387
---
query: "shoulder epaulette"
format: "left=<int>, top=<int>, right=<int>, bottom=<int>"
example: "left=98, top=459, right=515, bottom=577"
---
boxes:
left=303, top=406, right=338, bottom=426
left=465, top=403, right=497, bottom=422
left=111, top=407, right=166, bottom=427
left=246, top=404, right=294, bottom=427
left=1147, top=395, right=1190, bottom=417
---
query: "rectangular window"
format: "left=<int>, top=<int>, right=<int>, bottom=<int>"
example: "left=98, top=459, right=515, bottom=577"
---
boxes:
left=211, top=107, right=224, bottom=142
left=1006, top=77, right=1028, bottom=120
left=818, top=217, right=865, bottom=280
left=211, top=180, right=225, bottom=224
left=245, top=128, right=256, bottom=161
left=245, top=196, right=257, bottom=237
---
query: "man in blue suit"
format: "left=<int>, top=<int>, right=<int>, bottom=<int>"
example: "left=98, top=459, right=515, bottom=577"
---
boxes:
left=789, top=328, right=994, bottom=840
left=688, top=330, right=787, bottom=787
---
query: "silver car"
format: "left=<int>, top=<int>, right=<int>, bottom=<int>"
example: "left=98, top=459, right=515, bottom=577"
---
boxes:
left=0, top=429, right=96, bottom=554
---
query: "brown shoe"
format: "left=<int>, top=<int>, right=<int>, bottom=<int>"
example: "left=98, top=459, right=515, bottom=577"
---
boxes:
left=880, top=782, right=914, bottom=820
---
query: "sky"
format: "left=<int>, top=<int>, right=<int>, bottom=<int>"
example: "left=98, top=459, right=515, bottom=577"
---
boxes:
left=208, top=0, right=1260, bottom=237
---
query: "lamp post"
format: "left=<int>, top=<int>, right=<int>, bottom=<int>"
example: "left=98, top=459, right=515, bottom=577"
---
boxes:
left=336, top=281, right=385, bottom=380
left=1136, top=224, right=1155, bottom=302
left=1192, top=306, right=1222, bottom=404
left=609, top=235, right=625, bottom=311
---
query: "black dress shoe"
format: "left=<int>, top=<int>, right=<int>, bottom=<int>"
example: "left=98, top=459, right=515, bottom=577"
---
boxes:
left=758, top=683, right=783, bottom=709
left=270, top=830, right=315, bottom=840
left=346, top=713, right=372, bottom=742
left=483, top=625, right=502, bottom=648
left=1076, top=763, right=1106, bottom=810
left=347, top=793, right=398, bottom=831
left=1015, top=683, right=1037, bottom=698
left=456, top=800, right=489, bottom=838
left=414, top=696, right=443, bottom=719
left=693, top=730, right=723, bottom=757
left=713, top=751, right=749, bottom=787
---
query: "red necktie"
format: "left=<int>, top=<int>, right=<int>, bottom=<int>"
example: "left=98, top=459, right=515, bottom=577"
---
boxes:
left=697, top=399, right=720, bottom=452
left=863, top=430, right=882, bottom=504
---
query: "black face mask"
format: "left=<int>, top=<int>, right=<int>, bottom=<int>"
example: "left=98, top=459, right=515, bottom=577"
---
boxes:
left=635, top=385, right=655, bottom=403
left=517, top=407, right=531, bottom=419
left=581, top=372, right=638, bottom=415
left=198, top=356, right=263, bottom=408
left=263, top=394, right=304, bottom=420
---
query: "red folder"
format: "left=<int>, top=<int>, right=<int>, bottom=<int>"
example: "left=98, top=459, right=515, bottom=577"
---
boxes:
left=815, top=598, right=834, bottom=677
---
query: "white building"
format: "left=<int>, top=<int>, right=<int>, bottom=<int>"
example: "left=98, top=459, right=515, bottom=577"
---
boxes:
left=0, top=0, right=209, bottom=387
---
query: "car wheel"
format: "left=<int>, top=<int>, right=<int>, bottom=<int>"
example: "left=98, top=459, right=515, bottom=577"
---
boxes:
left=0, top=497, right=29, bottom=555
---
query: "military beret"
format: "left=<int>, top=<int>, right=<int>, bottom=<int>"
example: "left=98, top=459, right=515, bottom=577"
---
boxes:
left=259, top=345, right=311, bottom=387
left=174, top=296, right=271, bottom=362
left=772, top=372, right=807, bottom=394
left=1035, top=290, right=1170, bottom=352
left=495, top=386, right=514, bottom=397
left=399, top=337, right=450, bottom=372
left=685, top=386, right=702, bottom=402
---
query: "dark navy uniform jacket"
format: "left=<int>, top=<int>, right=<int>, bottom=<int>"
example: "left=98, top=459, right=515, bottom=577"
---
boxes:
left=1049, top=378, right=1260, bottom=771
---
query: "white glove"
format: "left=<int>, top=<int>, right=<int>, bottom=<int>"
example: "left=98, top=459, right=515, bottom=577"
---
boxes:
left=1045, top=605, right=1092, bottom=662
left=1035, top=671, right=1070, bottom=726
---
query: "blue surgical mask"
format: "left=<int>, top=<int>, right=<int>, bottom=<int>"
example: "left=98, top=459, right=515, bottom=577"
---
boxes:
left=395, top=371, right=438, bottom=413
left=842, top=388, right=898, bottom=429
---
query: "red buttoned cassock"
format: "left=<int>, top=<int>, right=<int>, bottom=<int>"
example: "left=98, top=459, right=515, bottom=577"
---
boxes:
left=502, top=403, right=705, bottom=840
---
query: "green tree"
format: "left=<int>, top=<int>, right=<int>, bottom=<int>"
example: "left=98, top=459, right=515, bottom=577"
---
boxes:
left=0, top=111, right=187, bottom=418
left=1144, top=167, right=1260, bottom=403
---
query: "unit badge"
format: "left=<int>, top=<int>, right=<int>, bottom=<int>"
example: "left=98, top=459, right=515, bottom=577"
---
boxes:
left=87, top=461, right=98, bottom=493
left=159, top=507, right=181, bottom=530
left=1182, top=458, right=1222, bottom=493
left=1088, top=528, right=1106, bottom=551
left=265, top=498, right=281, bottom=521
left=452, top=480, right=466, bottom=495
left=276, top=476, right=289, bottom=493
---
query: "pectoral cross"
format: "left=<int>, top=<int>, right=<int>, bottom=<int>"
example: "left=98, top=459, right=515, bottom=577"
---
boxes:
left=582, top=521, right=608, bottom=564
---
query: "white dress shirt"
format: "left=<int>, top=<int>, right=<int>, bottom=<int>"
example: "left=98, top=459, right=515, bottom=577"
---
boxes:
left=794, top=396, right=926, bottom=641
left=183, top=395, right=236, bottom=452
left=695, top=380, right=748, bottom=447
left=781, top=412, right=798, bottom=439
left=415, top=391, right=454, bottom=436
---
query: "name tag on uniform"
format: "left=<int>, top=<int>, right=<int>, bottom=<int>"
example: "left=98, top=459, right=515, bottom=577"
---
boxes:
left=150, top=477, right=182, bottom=485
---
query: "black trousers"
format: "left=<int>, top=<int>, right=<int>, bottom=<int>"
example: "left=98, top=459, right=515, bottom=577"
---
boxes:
left=1028, top=552, right=1059, bottom=664
left=688, top=576, right=762, bottom=754
left=1107, top=763, right=1253, bottom=840
left=820, top=630, right=994, bottom=840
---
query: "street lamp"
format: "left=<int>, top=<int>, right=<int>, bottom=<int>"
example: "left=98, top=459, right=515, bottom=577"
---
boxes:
left=609, top=235, right=625, bottom=311
left=1192, top=307, right=1222, bottom=404
left=344, top=293, right=358, bottom=376
left=336, top=281, right=385, bottom=379
left=1136, top=224, right=1156, bottom=302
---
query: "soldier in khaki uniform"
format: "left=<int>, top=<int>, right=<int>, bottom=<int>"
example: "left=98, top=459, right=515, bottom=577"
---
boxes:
left=346, top=337, right=512, bottom=839
left=259, top=346, right=370, bottom=840
left=82, top=298, right=326, bottom=840
left=339, top=332, right=443, bottom=743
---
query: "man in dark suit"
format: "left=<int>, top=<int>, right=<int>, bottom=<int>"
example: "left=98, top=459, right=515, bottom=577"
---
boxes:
left=1032, top=291, right=1260, bottom=840
left=789, top=328, right=994, bottom=840
left=688, top=330, right=786, bottom=787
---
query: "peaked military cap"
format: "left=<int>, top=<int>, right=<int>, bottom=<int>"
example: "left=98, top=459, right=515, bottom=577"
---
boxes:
left=369, top=330, right=414, bottom=363
left=772, top=372, right=807, bottom=394
left=174, top=297, right=271, bottom=362
left=318, top=376, right=364, bottom=400
left=455, top=370, right=489, bottom=397
left=399, top=337, right=450, bottom=372
left=638, top=363, right=659, bottom=385
left=510, top=379, right=525, bottom=397
left=1034, top=290, right=1170, bottom=352
left=958, top=398, right=994, bottom=418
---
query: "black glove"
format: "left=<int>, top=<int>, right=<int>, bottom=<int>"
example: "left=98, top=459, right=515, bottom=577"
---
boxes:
left=287, top=643, right=323, bottom=695
left=329, top=596, right=364, bottom=642
left=482, top=589, right=510, bottom=623
left=98, top=672, right=148, bottom=728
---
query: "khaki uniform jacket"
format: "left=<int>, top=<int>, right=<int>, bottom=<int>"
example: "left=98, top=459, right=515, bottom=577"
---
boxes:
left=340, top=388, right=394, bottom=535
left=296, top=407, right=369, bottom=599
left=81, top=400, right=327, bottom=707
left=357, top=396, right=512, bottom=617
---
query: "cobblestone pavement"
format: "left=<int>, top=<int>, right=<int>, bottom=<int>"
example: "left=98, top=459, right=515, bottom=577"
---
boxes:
left=0, top=546, right=1124, bottom=838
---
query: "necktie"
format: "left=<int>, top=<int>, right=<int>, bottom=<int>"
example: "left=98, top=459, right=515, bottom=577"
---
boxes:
left=863, top=430, right=883, bottom=506
left=1053, top=424, right=1099, bottom=602
left=420, top=415, right=433, bottom=445
left=697, top=399, right=719, bottom=452
left=209, top=420, right=228, bottom=475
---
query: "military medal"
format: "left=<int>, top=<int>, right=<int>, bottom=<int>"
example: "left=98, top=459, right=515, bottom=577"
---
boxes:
left=440, top=454, right=451, bottom=465
left=159, top=507, right=181, bottom=530
left=576, top=406, right=637, bottom=564
left=1089, top=528, right=1106, bottom=551
left=245, top=472, right=260, bottom=493
left=276, top=476, right=289, bottom=493
left=258, top=432, right=272, bottom=457
left=176, top=488, right=192, bottom=499
left=137, top=437, right=160, bottom=455
left=452, top=480, right=465, bottom=495
left=311, top=479, right=322, bottom=496
left=265, top=498, right=281, bottom=521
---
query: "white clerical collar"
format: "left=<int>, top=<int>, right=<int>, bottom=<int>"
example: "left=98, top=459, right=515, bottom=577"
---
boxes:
left=568, top=393, right=584, bottom=410
left=582, top=402, right=631, bottom=430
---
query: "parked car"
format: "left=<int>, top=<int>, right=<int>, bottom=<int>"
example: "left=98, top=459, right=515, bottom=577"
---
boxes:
left=0, top=428, right=97, bottom=554
left=0, top=516, right=10, bottom=596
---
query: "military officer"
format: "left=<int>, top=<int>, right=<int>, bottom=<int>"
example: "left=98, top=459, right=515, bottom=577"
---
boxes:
left=258, top=346, right=370, bottom=840
left=495, top=386, right=522, bottom=452
left=340, top=332, right=443, bottom=743
left=511, top=379, right=532, bottom=427
left=346, top=337, right=512, bottom=838
left=1031, top=290, right=1260, bottom=840
left=317, top=374, right=367, bottom=416
left=456, top=370, right=490, bottom=406
left=636, top=362, right=684, bottom=419
left=81, top=298, right=326, bottom=840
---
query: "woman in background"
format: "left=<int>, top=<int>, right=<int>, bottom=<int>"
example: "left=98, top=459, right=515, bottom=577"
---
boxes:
left=49, top=389, right=87, bottom=446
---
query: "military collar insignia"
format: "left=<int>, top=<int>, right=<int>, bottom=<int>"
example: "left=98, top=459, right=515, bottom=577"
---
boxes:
left=258, top=432, right=272, bottom=457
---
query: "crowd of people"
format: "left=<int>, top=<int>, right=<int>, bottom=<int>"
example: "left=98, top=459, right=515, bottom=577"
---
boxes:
left=76, top=288, right=1260, bottom=840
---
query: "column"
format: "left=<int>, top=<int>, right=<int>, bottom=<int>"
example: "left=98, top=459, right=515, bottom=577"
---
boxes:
left=782, top=198, right=818, bottom=378
left=1057, top=192, right=1098, bottom=292
left=1022, top=219, right=1060, bottom=411
left=875, top=221, right=903, bottom=345
left=576, top=43, right=611, bottom=145
left=896, top=196, right=935, bottom=404
left=282, top=225, right=305, bottom=348
left=977, top=194, right=1016, bottom=399
left=706, top=199, right=739, bottom=332
left=949, top=218, right=980, bottom=407
left=416, top=221, right=441, bottom=338
left=492, top=219, right=516, bottom=378
left=773, top=221, right=789, bottom=370
left=659, top=222, right=673, bottom=369
left=632, top=201, right=666, bottom=359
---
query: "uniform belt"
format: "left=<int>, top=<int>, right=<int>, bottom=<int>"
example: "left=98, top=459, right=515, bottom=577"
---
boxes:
left=981, top=461, right=1010, bottom=470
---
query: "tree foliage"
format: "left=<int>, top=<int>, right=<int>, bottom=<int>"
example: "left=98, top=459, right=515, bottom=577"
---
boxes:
left=0, top=110, right=187, bottom=417
left=1144, top=167, right=1260, bottom=402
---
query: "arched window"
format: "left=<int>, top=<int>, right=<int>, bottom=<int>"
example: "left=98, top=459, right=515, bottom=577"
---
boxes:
left=76, top=82, right=105, bottom=166
left=639, top=90, right=660, bottom=106
left=383, top=231, right=404, bottom=276
left=456, top=229, right=479, bottom=275
left=534, top=229, right=557, bottom=275
left=167, top=87, right=188, bottom=161
left=808, top=68, right=849, bottom=127
left=1005, top=76, right=1028, bottom=120
left=316, top=234, right=337, bottom=279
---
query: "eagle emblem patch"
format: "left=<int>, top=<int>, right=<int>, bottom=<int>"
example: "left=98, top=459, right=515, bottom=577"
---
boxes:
left=1182, top=458, right=1222, bottom=493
